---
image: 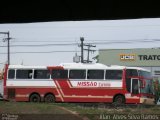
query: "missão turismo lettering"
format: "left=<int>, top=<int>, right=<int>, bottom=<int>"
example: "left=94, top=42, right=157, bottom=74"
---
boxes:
left=77, top=82, right=111, bottom=87
left=138, top=55, right=160, bottom=60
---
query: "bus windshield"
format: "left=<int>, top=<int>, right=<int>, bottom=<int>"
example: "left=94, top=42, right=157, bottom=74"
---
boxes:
left=139, top=70, right=153, bottom=94
left=139, top=70, right=152, bottom=78
left=140, top=79, right=153, bottom=94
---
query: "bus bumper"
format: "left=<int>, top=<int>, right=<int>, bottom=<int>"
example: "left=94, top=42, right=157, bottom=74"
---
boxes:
left=140, top=98, right=155, bottom=105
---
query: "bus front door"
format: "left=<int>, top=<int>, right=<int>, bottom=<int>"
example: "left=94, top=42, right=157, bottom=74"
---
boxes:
left=131, top=78, right=139, bottom=94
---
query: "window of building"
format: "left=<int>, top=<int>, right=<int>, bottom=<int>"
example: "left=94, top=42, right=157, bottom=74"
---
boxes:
left=69, top=70, right=86, bottom=79
left=87, top=70, right=104, bottom=79
left=16, top=69, right=33, bottom=79
left=154, top=71, right=160, bottom=75
left=52, top=70, right=68, bottom=79
left=34, top=70, right=50, bottom=79
left=105, top=70, right=122, bottom=80
left=8, top=69, right=15, bottom=79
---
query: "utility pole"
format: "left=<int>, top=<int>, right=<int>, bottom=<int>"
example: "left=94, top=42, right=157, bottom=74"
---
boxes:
left=80, top=37, right=84, bottom=63
left=79, top=37, right=96, bottom=63
left=0, top=31, right=11, bottom=65
left=83, top=44, right=96, bottom=63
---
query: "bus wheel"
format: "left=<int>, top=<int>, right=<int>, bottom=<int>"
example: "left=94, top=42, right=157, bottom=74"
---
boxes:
left=113, top=95, right=125, bottom=105
left=44, top=94, right=55, bottom=103
left=29, top=94, right=41, bottom=102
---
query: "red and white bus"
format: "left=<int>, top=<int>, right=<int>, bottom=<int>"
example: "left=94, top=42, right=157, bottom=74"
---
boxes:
left=2, top=63, right=155, bottom=104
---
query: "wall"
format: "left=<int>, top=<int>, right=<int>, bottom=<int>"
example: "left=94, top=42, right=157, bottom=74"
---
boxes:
left=99, top=48, right=160, bottom=80
left=99, top=48, right=160, bottom=67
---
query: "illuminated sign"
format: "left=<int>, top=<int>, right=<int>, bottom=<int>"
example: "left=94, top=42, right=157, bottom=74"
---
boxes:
left=120, top=54, right=136, bottom=61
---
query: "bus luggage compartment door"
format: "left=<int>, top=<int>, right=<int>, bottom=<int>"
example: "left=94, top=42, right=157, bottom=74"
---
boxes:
left=7, top=88, right=16, bottom=100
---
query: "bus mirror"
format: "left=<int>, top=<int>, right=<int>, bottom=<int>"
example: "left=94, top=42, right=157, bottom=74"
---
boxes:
left=154, top=80, right=159, bottom=91
left=140, top=80, right=145, bottom=88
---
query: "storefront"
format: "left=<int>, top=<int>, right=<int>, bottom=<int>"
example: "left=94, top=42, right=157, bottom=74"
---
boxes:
left=99, top=48, right=160, bottom=80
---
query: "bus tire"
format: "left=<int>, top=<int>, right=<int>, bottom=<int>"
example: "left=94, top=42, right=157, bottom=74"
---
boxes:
left=113, top=95, right=125, bottom=105
left=29, top=93, right=41, bottom=102
left=44, top=94, right=55, bottom=103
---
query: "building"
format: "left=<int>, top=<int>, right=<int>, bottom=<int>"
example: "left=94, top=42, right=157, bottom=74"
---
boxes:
left=99, top=48, right=160, bottom=80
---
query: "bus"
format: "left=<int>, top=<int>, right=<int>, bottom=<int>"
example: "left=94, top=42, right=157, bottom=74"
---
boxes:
left=2, top=63, right=155, bottom=104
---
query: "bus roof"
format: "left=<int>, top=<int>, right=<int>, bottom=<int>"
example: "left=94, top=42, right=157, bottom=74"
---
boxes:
left=8, top=65, right=47, bottom=69
left=126, top=66, right=151, bottom=72
left=60, top=63, right=150, bottom=71
left=60, top=63, right=109, bottom=69
left=8, top=63, right=150, bottom=72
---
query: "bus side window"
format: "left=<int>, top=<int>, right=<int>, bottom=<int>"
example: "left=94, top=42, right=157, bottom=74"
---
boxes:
left=52, top=70, right=68, bottom=79
left=69, top=70, right=86, bottom=79
left=16, top=69, right=33, bottom=79
left=126, top=69, right=138, bottom=77
left=8, top=69, right=15, bottom=79
left=105, top=70, right=122, bottom=80
left=87, top=70, right=104, bottom=79
left=34, top=70, right=50, bottom=79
